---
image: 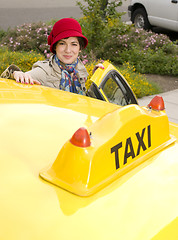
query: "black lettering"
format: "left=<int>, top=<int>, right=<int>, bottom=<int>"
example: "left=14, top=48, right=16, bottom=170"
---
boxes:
left=111, top=142, right=122, bottom=169
left=148, top=125, right=151, bottom=148
left=124, top=137, right=135, bottom=164
left=136, top=128, right=147, bottom=156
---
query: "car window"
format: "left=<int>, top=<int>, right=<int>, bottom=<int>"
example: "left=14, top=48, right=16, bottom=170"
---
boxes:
left=88, top=68, right=138, bottom=106
left=102, top=77, right=127, bottom=106
left=100, top=71, right=138, bottom=106
left=87, top=82, right=106, bottom=101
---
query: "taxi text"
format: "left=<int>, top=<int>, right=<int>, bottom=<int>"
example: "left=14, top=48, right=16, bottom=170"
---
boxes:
left=111, top=125, right=151, bottom=169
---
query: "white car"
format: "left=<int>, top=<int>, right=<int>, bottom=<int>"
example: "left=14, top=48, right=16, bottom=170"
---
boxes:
left=128, top=0, right=178, bottom=32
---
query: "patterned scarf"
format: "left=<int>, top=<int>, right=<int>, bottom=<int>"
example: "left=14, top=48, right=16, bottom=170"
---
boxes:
left=55, top=55, right=85, bottom=95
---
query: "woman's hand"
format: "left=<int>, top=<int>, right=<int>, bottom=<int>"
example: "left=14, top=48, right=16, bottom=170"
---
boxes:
left=13, top=71, right=41, bottom=85
left=92, top=63, right=105, bottom=74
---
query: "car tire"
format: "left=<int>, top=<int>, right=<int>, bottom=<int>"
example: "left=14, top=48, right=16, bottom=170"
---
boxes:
left=132, top=8, right=152, bottom=30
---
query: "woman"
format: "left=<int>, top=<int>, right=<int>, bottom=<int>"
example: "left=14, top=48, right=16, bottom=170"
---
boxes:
left=13, top=18, right=90, bottom=95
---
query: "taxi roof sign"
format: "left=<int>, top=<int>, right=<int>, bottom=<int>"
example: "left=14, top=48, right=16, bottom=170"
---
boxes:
left=40, top=101, right=175, bottom=196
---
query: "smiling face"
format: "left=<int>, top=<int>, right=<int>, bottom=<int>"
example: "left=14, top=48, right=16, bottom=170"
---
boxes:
left=55, top=37, right=80, bottom=64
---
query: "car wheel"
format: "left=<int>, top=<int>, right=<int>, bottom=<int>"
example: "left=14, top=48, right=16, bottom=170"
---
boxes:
left=132, top=8, right=151, bottom=30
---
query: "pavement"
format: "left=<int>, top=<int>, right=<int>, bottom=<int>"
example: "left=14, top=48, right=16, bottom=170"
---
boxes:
left=138, top=89, right=178, bottom=124
left=0, top=0, right=131, bottom=30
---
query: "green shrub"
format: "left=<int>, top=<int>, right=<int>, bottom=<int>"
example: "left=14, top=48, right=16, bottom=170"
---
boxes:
left=0, top=29, right=7, bottom=42
left=78, top=16, right=131, bottom=55
left=76, top=0, right=128, bottom=52
left=119, top=62, right=160, bottom=98
left=98, top=28, right=178, bottom=76
left=114, top=48, right=178, bottom=76
left=0, top=22, right=52, bottom=58
left=0, top=47, right=45, bottom=74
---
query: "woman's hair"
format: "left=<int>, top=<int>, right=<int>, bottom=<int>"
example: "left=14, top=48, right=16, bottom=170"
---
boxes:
left=53, top=37, right=85, bottom=54
left=77, top=37, right=85, bottom=50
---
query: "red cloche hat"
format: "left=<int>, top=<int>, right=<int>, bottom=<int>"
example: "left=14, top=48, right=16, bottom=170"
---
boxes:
left=48, top=18, right=88, bottom=53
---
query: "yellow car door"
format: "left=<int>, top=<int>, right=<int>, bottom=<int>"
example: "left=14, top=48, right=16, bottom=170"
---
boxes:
left=88, top=61, right=138, bottom=106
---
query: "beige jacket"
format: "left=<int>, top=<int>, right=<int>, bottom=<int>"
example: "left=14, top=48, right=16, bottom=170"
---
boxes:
left=27, top=55, right=88, bottom=89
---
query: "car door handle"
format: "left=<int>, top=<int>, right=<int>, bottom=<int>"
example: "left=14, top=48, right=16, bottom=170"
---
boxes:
left=171, top=0, right=178, bottom=3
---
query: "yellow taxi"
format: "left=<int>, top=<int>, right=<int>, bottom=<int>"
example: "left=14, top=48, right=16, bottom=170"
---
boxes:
left=0, top=61, right=178, bottom=240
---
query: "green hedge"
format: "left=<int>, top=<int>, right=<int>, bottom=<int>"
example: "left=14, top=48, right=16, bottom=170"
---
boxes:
left=0, top=48, right=45, bottom=74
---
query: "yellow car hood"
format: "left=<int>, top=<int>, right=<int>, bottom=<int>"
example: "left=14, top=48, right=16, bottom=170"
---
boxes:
left=0, top=79, right=178, bottom=240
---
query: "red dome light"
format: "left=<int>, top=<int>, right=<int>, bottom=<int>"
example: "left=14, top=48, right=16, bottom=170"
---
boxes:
left=148, top=95, right=165, bottom=111
left=70, top=127, right=91, bottom=147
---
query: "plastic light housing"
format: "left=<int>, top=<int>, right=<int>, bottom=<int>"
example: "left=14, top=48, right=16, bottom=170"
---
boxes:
left=70, top=127, right=91, bottom=147
left=148, top=95, right=165, bottom=111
